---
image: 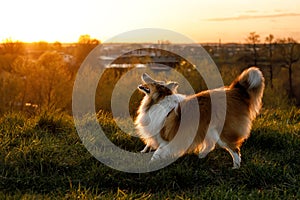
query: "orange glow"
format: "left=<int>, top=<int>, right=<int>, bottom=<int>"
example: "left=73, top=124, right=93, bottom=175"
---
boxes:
left=1, top=0, right=300, bottom=43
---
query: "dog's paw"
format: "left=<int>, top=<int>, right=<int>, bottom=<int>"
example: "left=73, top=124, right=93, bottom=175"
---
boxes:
left=232, top=161, right=241, bottom=169
left=150, top=147, right=170, bottom=161
left=150, top=153, right=161, bottom=162
left=150, top=149, right=163, bottom=161
left=232, top=153, right=241, bottom=169
left=198, top=152, right=208, bottom=159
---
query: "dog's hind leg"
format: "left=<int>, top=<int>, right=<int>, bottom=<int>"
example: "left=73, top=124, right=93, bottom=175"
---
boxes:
left=217, top=140, right=241, bottom=169
left=198, top=128, right=219, bottom=158
left=140, top=144, right=150, bottom=153
left=198, top=143, right=214, bottom=158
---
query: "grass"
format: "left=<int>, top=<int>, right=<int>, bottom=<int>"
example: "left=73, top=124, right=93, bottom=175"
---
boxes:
left=0, top=108, right=299, bottom=199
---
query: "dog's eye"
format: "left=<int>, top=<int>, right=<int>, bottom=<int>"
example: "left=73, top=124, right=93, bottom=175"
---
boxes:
left=138, top=85, right=150, bottom=94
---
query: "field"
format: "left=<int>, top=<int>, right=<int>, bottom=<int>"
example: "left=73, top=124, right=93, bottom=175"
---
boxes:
left=0, top=107, right=299, bottom=199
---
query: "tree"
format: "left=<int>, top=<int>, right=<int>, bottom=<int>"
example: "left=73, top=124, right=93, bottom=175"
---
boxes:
left=30, top=51, right=73, bottom=110
left=0, top=69, right=23, bottom=113
left=246, top=32, right=260, bottom=66
left=0, top=56, right=35, bottom=113
left=0, top=38, right=24, bottom=55
left=265, top=34, right=275, bottom=88
left=0, top=38, right=25, bottom=73
left=52, top=41, right=62, bottom=51
left=70, top=35, right=100, bottom=76
left=276, top=37, right=300, bottom=99
left=35, top=41, right=49, bottom=51
left=75, top=35, right=100, bottom=65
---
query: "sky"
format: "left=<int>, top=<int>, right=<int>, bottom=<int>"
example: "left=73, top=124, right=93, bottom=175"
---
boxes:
left=1, top=0, right=300, bottom=43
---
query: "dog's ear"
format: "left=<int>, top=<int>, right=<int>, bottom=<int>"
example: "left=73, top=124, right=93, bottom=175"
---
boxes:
left=141, top=73, right=156, bottom=84
left=166, top=82, right=179, bottom=92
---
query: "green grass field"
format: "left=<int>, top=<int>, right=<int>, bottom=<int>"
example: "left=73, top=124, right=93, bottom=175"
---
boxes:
left=0, top=108, right=299, bottom=199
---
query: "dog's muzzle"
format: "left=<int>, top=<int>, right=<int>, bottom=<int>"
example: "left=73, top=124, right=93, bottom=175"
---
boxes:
left=138, top=85, right=150, bottom=94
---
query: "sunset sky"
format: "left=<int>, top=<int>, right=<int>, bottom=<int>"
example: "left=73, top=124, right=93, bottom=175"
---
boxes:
left=1, top=0, right=300, bottom=43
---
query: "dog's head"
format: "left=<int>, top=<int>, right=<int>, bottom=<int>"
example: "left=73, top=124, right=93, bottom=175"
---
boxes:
left=138, top=73, right=178, bottom=101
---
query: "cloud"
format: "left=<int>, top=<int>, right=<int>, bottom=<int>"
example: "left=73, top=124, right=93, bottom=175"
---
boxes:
left=245, top=10, right=258, bottom=13
left=207, top=13, right=300, bottom=21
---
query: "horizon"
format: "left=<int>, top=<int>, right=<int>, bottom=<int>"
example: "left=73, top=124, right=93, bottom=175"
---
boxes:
left=1, top=39, right=294, bottom=45
left=1, top=0, right=300, bottom=44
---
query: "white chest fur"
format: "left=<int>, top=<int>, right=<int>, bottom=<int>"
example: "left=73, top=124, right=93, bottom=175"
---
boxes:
left=135, top=94, right=185, bottom=141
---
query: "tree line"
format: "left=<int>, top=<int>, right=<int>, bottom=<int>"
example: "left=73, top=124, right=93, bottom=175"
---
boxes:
left=205, top=32, right=300, bottom=105
left=0, top=35, right=99, bottom=114
left=0, top=33, right=299, bottom=115
left=245, top=32, right=299, bottom=100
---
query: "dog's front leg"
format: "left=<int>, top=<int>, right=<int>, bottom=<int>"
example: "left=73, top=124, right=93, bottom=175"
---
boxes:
left=150, top=141, right=169, bottom=161
left=150, top=135, right=192, bottom=161
left=151, top=147, right=168, bottom=161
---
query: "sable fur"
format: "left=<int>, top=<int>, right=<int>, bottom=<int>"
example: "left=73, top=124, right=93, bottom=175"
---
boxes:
left=135, top=67, right=265, bottom=168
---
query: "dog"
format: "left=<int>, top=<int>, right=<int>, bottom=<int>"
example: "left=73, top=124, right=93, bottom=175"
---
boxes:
left=135, top=67, right=264, bottom=168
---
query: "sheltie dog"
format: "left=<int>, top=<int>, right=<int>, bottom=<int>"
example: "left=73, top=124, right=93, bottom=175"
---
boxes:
left=135, top=67, right=264, bottom=168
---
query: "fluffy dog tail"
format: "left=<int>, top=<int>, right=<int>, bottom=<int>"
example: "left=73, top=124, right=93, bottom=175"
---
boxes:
left=235, top=67, right=264, bottom=90
left=230, top=67, right=265, bottom=118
